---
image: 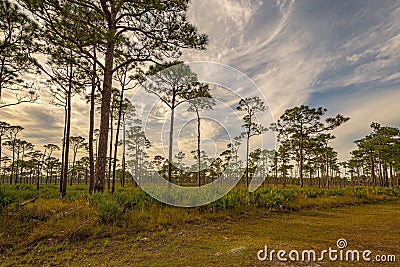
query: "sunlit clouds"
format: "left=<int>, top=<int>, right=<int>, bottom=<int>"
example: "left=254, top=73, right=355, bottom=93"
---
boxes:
left=1, top=0, right=399, bottom=161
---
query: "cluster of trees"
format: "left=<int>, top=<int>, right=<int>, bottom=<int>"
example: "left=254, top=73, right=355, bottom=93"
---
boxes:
left=0, top=121, right=60, bottom=188
left=1, top=102, right=399, bottom=191
left=1, top=0, right=399, bottom=196
left=141, top=103, right=400, bottom=189
left=0, top=120, right=136, bottom=189
left=347, top=123, right=400, bottom=187
left=266, top=110, right=399, bottom=188
left=0, top=0, right=208, bottom=196
left=270, top=105, right=349, bottom=188
left=0, top=121, right=75, bottom=188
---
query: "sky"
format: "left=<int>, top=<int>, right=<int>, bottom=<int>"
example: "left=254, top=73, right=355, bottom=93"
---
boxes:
left=184, top=0, right=400, bottom=160
left=1, top=0, right=399, bottom=162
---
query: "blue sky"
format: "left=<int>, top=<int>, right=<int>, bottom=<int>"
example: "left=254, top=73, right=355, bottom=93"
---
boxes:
left=1, top=0, right=399, bottom=162
left=183, top=0, right=400, bottom=160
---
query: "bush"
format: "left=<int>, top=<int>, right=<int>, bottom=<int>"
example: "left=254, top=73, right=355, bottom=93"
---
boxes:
left=324, top=188, right=346, bottom=197
left=0, top=187, right=20, bottom=213
left=350, top=187, right=368, bottom=199
left=10, top=184, right=38, bottom=200
left=301, top=188, right=320, bottom=198
left=89, top=191, right=141, bottom=224
left=38, top=185, right=60, bottom=199
left=98, top=199, right=122, bottom=224
left=264, top=189, right=286, bottom=208
left=210, top=192, right=238, bottom=211
left=90, top=194, right=123, bottom=224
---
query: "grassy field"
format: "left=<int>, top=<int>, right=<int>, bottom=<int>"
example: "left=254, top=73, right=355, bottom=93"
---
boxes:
left=0, top=185, right=399, bottom=266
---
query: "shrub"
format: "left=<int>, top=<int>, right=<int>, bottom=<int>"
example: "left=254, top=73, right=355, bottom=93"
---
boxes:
left=38, top=185, right=60, bottom=199
left=301, top=188, right=319, bottom=198
left=10, top=184, right=38, bottom=200
left=89, top=192, right=140, bottom=224
left=211, top=192, right=237, bottom=211
left=350, top=187, right=368, bottom=199
left=0, top=187, right=20, bottom=213
left=91, top=194, right=123, bottom=224
left=324, top=188, right=346, bottom=197
left=265, top=189, right=286, bottom=208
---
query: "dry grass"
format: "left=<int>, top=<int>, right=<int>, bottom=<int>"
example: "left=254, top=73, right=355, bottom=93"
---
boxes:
left=0, top=185, right=399, bottom=266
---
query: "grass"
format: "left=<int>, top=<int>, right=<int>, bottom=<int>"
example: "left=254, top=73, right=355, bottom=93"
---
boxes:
left=0, top=184, right=399, bottom=266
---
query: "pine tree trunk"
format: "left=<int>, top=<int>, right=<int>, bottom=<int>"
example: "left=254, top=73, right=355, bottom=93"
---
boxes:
left=168, top=107, right=175, bottom=184
left=112, top=82, right=125, bottom=194
left=377, top=147, right=383, bottom=186
left=15, top=150, right=20, bottom=184
left=60, top=105, right=67, bottom=193
left=121, top=113, right=126, bottom=187
left=88, top=48, right=97, bottom=194
left=62, top=76, right=72, bottom=198
left=108, top=106, right=114, bottom=191
left=94, top=44, right=114, bottom=193
left=283, top=164, right=287, bottom=187
left=36, top=162, right=40, bottom=190
left=9, top=141, right=15, bottom=184
left=245, top=133, right=250, bottom=187
left=45, top=166, right=49, bottom=185
left=70, top=151, right=76, bottom=186
left=299, top=136, right=304, bottom=187
left=370, top=153, right=376, bottom=186
left=197, top=110, right=201, bottom=187
left=135, top=143, right=139, bottom=186
left=390, top=165, right=393, bottom=187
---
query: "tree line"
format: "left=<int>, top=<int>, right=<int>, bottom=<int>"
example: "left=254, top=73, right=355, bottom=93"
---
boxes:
left=1, top=101, right=399, bottom=191
left=1, top=0, right=399, bottom=197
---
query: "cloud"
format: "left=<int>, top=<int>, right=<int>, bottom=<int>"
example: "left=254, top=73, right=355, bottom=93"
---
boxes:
left=187, top=0, right=265, bottom=60
left=184, top=0, right=400, bottom=160
left=2, top=0, right=399, bottom=163
left=0, top=90, right=90, bottom=157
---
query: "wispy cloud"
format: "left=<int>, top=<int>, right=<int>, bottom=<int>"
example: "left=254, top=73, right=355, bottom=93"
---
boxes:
left=0, top=0, right=399, bottom=162
left=184, top=0, right=400, bottom=159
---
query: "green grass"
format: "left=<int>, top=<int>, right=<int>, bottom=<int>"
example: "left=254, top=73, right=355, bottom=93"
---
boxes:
left=1, top=201, right=399, bottom=266
left=0, top=184, right=399, bottom=266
